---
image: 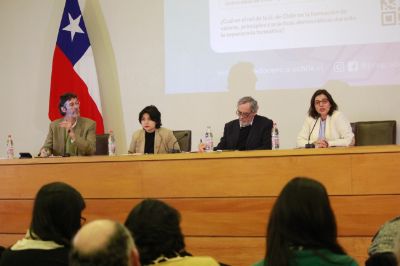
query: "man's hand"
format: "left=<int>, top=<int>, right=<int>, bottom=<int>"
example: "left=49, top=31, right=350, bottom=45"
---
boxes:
left=40, top=148, right=50, bottom=157
left=198, top=142, right=206, bottom=152
left=59, top=120, right=72, bottom=130
left=59, top=120, right=76, bottom=141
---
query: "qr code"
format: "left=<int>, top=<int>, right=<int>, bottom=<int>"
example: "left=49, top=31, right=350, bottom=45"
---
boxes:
left=381, top=0, right=400, bottom=25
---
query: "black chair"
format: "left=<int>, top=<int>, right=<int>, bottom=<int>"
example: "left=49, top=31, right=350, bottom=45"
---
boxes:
left=95, top=134, right=109, bottom=155
left=172, top=130, right=192, bottom=152
left=353, top=120, right=396, bottom=146
left=350, top=122, right=357, bottom=136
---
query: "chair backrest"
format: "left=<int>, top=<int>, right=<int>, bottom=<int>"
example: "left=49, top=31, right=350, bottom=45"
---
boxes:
left=95, top=134, right=109, bottom=155
left=172, top=130, right=192, bottom=152
left=354, top=120, right=396, bottom=146
left=350, top=122, right=357, bottom=136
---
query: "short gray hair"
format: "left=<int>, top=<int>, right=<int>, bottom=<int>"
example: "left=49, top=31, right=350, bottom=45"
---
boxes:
left=237, top=96, right=258, bottom=113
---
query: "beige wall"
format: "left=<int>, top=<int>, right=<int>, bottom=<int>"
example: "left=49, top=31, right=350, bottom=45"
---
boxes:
left=0, top=0, right=399, bottom=157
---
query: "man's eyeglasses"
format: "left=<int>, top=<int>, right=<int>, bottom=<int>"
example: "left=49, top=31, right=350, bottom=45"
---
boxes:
left=65, top=100, right=80, bottom=108
left=236, top=110, right=253, bottom=118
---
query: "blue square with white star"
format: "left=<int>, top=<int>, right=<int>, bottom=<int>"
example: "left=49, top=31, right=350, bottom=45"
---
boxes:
left=56, top=0, right=91, bottom=66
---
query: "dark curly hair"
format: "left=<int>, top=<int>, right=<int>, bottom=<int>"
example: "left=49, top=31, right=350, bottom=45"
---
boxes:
left=124, top=199, right=186, bottom=265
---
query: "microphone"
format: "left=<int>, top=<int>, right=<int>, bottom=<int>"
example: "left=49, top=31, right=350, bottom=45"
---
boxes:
left=169, top=133, right=188, bottom=153
left=305, top=116, right=319, bottom=149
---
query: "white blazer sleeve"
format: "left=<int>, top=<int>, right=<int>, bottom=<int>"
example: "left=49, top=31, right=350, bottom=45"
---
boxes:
left=327, top=112, right=354, bottom=147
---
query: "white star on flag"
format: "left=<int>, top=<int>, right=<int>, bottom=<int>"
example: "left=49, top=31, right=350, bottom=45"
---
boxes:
left=62, top=13, right=84, bottom=41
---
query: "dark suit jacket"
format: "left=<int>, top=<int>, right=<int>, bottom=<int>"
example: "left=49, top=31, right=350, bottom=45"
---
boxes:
left=214, top=115, right=273, bottom=151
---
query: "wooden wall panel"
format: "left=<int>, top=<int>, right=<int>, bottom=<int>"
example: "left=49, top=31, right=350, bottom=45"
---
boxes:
left=0, top=162, right=143, bottom=199
left=141, top=155, right=353, bottom=197
left=0, top=234, right=24, bottom=248
left=0, top=200, right=32, bottom=233
left=352, top=153, right=400, bottom=194
left=0, top=153, right=353, bottom=199
left=1, top=196, right=398, bottom=237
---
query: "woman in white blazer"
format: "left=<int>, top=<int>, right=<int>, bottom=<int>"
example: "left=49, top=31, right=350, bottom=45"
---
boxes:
left=128, top=105, right=179, bottom=154
left=297, top=89, right=354, bottom=148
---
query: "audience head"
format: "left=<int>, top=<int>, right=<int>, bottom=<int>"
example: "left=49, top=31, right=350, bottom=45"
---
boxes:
left=138, top=105, right=162, bottom=133
left=59, top=92, right=80, bottom=117
left=70, top=220, right=140, bottom=266
left=308, top=89, right=338, bottom=119
left=0, top=245, right=5, bottom=258
left=236, top=96, right=258, bottom=126
left=367, top=216, right=400, bottom=266
left=30, top=182, right=85, bottom=246
left=124, top=199, right=185, bottom=265
left=266, top=177, right=345, bottom=266
left=365, top=252, right=397, bottom=266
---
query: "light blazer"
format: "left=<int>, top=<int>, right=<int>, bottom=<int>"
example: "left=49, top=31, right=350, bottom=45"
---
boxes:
left=41, top=117, right=96, bottom=156
left=214, top=114, right=273, bottom=151
left=297, top=110, right=354, bottom=148
left=128, top=127, right=179, bottom=154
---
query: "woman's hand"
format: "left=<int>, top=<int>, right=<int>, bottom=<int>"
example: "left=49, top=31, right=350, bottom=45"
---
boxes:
left=315, top=139, right=329, bottom=148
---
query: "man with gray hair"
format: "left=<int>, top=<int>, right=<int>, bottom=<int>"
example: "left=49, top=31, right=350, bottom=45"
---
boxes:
left=200, top=96, right=273, bottom=151
left=70, top=220, right=141, bottom=266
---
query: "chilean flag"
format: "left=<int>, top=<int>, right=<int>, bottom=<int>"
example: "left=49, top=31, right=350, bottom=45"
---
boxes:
left=49, top=0, right=104, bottom=134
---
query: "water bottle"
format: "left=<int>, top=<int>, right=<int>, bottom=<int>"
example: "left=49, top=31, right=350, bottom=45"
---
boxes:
left=204, top=126, right=214, bottom=152
left=6, top=134, right=14, bottom=159
left=271, top=123, right=279, bottom=150
left=108, top=130, right=116, bottom=156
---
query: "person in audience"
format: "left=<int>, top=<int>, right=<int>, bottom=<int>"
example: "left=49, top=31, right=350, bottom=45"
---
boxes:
left=0, top=182, right=85, bottom=266
left=70, top=220, right=141, bottom=266
left=366, top=253, right=396, bottom=266
left=252, top=177, right=358, bottom=266
left=365, top=216, right=400, bottom=266
left=297, top=89, right=354, bottom=148
left=0, top=246, right=4, bottom=259
left=40, top=92, right=96, bottom=157
left=124, top=199, right=221, bottom=266
left=199, top=96, right=273, bottom=152
left=128, top=105, right=179, bottom=154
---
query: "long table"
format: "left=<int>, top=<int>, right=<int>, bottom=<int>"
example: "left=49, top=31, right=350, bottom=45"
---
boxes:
left=1, top=145, right=400, bottom=265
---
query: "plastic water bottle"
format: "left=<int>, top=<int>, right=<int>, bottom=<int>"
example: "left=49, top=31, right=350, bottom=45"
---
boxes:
left=204, top=126, right=214, bottom=152
left=6, top=134, right=14, bottom=159
left=108, top=130, right=116, bottom=156
left=271, top=123, right=279, bottom=150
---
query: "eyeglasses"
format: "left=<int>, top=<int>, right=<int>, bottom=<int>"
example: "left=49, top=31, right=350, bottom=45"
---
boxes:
left=236, top=110, right=254, bottom=118
left=314, top=99, right=329, bottom=105
left=65, top=100, right=80, bottom=108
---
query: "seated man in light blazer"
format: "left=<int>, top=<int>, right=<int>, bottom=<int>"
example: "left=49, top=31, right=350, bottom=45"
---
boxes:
left=40, top=93, right=96, bottom=157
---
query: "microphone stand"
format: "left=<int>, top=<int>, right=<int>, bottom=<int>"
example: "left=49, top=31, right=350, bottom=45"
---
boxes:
left=305, top=117, right=319, bottom=149
left=169, top=133, right=188, bottom=153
